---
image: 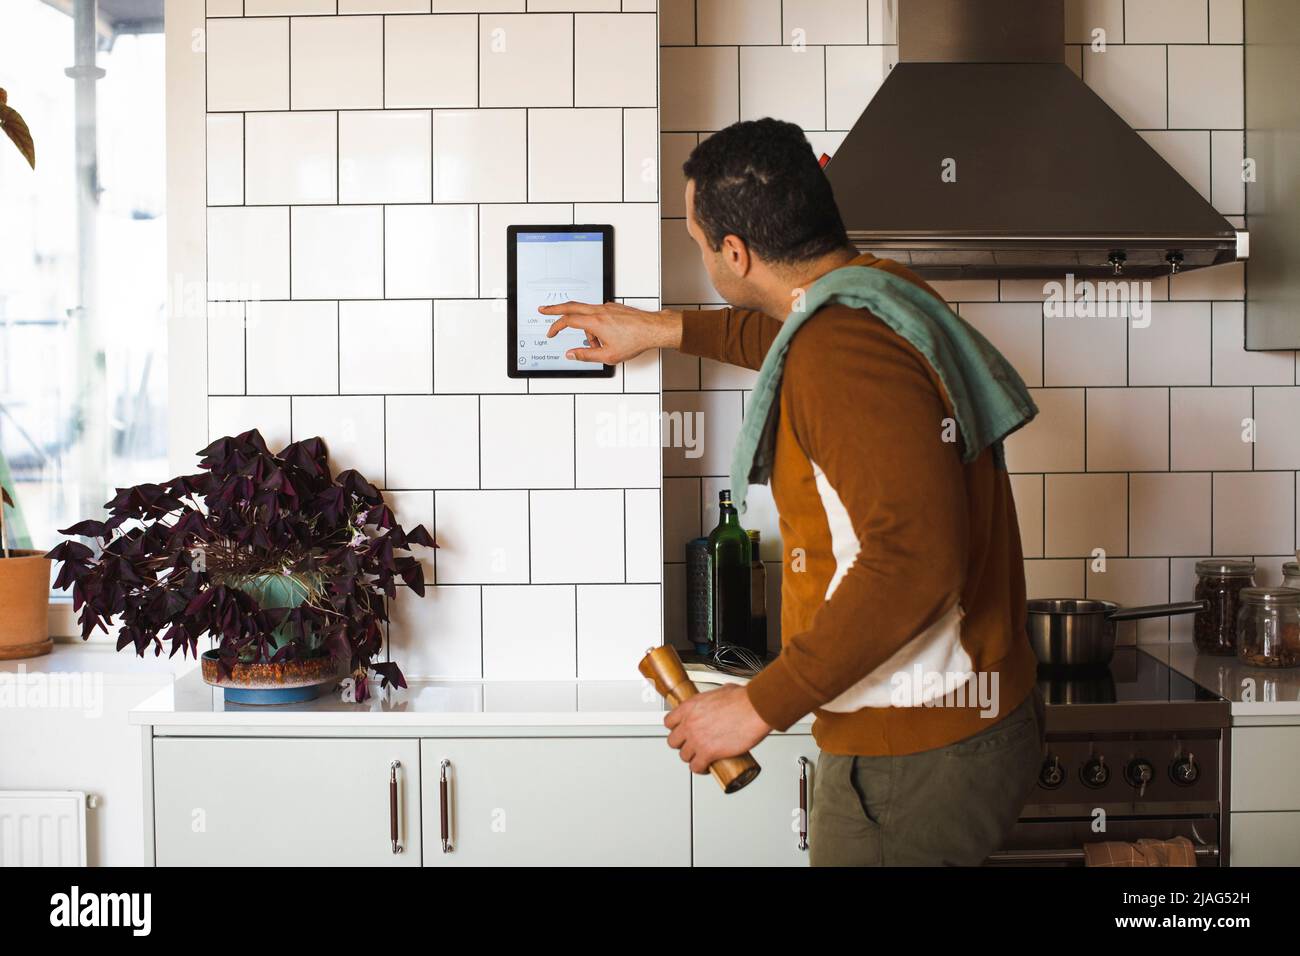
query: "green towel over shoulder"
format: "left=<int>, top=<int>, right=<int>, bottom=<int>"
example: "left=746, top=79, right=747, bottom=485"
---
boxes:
left=730, top=266, right=1038, bottom=513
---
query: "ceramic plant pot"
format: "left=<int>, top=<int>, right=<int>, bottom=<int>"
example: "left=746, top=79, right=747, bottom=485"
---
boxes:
left=201, top=572, right=338, bottom=704
left=0, top=550, right=53, bottom=660
left=201, top=650, right=340, bottom=705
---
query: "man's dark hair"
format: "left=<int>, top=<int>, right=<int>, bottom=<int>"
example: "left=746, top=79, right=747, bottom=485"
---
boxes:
left=682, top=118, right=850, bottom=265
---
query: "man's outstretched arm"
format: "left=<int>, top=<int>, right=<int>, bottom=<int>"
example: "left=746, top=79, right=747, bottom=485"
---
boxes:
left=679, top=307, right=781, bottom=371
left=540, top=301, right=779, bottom=371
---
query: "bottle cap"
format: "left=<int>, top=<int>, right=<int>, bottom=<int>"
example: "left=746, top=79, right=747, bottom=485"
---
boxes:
left=719, top=489, right=732, bottom=504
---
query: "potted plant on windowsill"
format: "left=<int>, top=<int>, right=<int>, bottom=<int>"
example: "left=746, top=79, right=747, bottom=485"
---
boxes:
left=0, top=87, right=48, bottom=661
left=46, top=430, right=436, bottom=704
left=0, top=481, right=53, bottom=661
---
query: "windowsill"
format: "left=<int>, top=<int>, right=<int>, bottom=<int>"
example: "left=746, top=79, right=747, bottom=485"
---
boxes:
left=48, top=599, right=110, bottom=644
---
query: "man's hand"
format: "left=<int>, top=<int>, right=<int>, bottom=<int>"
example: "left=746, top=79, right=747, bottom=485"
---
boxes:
left=539, top=301, right=682, bottom=365
left=664, top=684, right=772, bottom=775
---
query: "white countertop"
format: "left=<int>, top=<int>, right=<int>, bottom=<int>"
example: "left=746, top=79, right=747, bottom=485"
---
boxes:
left=0, top=641, right=199, bottom=686
left=132, top=670, right=668, bottom=731
left=68, top=638, right=1300, bottom=728
left=130, top=665, right=815, bottom=736
left=1144, top=642, right=1300, bottom=720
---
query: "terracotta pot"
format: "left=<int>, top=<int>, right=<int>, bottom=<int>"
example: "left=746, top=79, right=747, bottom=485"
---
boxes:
left=0, top=549, right=52, bottom=660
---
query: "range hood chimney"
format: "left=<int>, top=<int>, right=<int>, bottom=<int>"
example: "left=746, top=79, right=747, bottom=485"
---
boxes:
left=823, top=0, right=1246, bottom=280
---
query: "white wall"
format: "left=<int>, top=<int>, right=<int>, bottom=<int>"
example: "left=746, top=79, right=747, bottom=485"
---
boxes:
left=658, top=0, right=1296, bottom=648
left=182, top=1, right=663, bottom=680
left=0, top=648, right=193, bottom=866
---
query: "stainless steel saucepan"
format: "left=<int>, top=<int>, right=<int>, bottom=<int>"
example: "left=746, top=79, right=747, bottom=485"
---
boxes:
left=1026, top=598, right=1206, bottom=669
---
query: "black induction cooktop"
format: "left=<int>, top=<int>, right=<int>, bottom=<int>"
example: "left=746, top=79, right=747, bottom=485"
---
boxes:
left=1036, top=647, right=1229, bottom=733
left=1037, top=646, right=1223, bottom=706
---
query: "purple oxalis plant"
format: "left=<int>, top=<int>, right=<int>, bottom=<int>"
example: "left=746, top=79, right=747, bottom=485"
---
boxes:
left=45, top=430, right=436, bottom=702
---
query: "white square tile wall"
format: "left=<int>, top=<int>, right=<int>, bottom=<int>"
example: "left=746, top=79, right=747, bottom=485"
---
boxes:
left=244, top=112, right=338, bottom=206
left=292, top=206, right=385, bottom=299
left=385, top=203, right=479, bottom=298
left=338, top=300, right=434, bottom=394
left=384, top=14, right=478, bottom=108
left=199, top=6, right=661, bottom=677
left=290, top=15, right=384, bottom=110
left=206, top=17, right=289, bottom=113
left=244, top=301, right=339, bottom=395
left=479, top=14, right=574, bottom=108
left=432, top=110, right=528, bottom=203
left=574, top=14, right=658, bottom=108
left=659, top=0, right=1293, bottom=649
left=528, top=110, right=624, bottom=202
left=339, top=111, right=432, bottom=205
left=206, top=114, right=243, bottom=206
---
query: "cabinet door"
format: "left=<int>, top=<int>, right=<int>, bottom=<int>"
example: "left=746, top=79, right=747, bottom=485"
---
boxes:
left=1232, top=727, right=1300, bottom=811
left=1230, top=812, right=1300, bottom=866
left=153, top=738, right=420, bottom=866
left=421, top=737, right=690, bottom=866
left=692, top=734, right=818, bottom=867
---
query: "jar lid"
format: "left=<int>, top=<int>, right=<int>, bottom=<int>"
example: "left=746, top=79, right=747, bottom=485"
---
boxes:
left=1195, top=559, right=1256, bottom=578
left=1240, top=587, right=1300, bottom=606
left=1285, top=562, right=1300, bottom=575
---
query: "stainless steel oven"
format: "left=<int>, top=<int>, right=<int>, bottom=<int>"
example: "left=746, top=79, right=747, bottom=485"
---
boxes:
left=988, top=648, right=1231, bottom=866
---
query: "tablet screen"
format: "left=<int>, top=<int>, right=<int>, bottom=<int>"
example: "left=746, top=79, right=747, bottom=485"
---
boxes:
left=508, top=225, right=614, bottom=377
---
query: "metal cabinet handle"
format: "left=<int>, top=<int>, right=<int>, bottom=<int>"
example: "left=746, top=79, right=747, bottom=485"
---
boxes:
left=439, top=759, right=454, bottom=853
left=389, top=760, right=403, bottom=855
left=797, top=756, right=810, bottom=851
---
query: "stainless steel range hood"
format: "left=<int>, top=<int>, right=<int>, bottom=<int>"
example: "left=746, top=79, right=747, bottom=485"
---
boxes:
left=823, top=0, right=1246, bottom=280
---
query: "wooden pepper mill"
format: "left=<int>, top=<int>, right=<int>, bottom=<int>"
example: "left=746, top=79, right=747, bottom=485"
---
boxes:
left=639, top=645, right=761, bottom=794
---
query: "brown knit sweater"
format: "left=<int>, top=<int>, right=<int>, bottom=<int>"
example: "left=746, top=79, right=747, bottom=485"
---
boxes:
left=680, top=254, right=1038, bottom=756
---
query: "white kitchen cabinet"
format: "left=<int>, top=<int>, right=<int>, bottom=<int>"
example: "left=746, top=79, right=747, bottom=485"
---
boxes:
left=1228, top=725, right=1300, bottom=865
left=1230, top=812, right=1300, bottom=866
left=421, top=737, right=691, bottom=866
left=1231, top=726, right=1300, bottom=812
left=153, top=738, right=421, bottom=866
left=692, top=734, right=818, bottom=867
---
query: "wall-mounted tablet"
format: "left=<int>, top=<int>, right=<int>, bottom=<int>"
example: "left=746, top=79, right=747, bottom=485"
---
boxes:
left=507, top=224, right=615, bottom=378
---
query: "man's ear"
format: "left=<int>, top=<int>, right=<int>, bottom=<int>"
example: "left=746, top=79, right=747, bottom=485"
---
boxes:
left=720, top=234, right=751, bottom=279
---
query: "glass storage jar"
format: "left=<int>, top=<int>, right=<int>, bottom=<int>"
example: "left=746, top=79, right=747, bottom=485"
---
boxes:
left=1283, top=562, right=1300, bottom=591
left=1236, top=588, right=1300, bottom=668
left=1194, top=560, right=1256, bottom=656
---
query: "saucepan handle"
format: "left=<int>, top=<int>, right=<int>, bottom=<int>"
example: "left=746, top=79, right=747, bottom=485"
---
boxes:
left=1107, top=600, right=1206, bottom=622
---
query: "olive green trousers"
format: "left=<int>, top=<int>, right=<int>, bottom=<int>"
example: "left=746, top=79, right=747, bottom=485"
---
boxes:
left=809, top=689, right=1044, bottom=866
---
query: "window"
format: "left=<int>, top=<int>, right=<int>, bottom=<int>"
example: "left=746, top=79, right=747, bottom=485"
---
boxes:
left=0, top=0, right=166, bottom=609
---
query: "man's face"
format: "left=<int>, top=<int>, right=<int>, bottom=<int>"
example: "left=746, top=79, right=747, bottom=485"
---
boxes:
left=684, top=179, right=759, bottom=311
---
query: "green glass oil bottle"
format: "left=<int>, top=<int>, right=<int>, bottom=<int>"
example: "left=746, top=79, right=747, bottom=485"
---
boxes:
left=707, top=489, right=751, bottom=653
left=747, top=529, right=768, bottom=659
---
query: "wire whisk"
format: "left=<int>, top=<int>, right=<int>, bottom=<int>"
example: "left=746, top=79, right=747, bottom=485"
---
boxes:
left=703, top=642, right=767, bottom=677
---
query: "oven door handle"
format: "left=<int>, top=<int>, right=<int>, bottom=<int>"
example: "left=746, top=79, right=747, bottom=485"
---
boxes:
left=987, top=843, right=1219, bottom=864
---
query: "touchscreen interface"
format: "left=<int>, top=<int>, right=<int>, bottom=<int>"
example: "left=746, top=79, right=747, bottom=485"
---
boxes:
left=513, top=230, right=606, bottom=373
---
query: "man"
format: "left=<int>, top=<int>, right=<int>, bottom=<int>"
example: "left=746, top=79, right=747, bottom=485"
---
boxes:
left=540, top=118, right=1042, bottom=866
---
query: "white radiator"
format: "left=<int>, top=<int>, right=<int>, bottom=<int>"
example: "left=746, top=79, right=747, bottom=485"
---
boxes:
left=0, top=791, right=88, bottom=866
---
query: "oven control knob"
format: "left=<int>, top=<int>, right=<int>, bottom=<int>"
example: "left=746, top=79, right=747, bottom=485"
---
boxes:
left=1039, top=755, right=1064, bottom=789
left=1170, top=753, right=1199, bottom=787
left=1125, top=758, right=1155, bottom=796
left=1080, top=755, right=1109, bottom=788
